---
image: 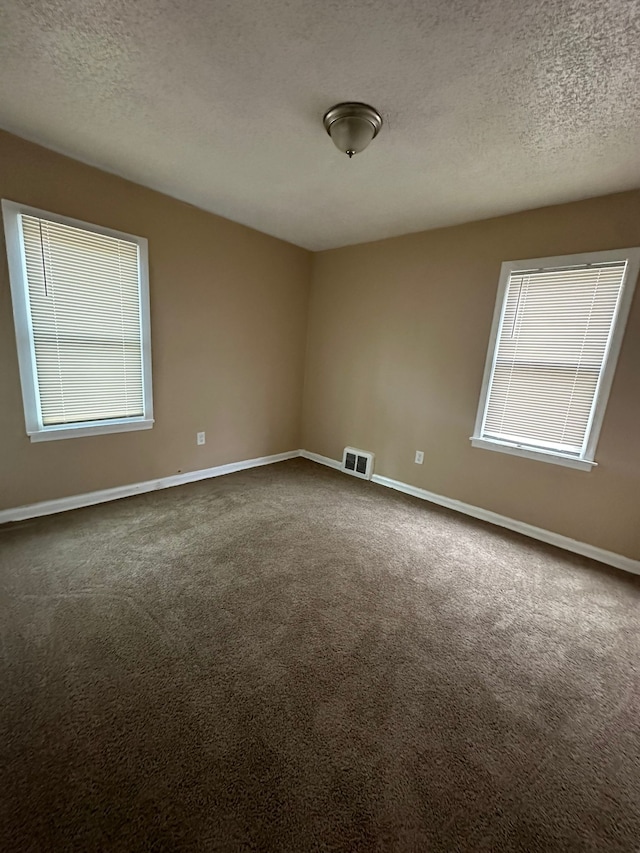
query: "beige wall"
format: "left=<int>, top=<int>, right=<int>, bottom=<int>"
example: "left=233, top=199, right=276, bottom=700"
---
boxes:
left=2, top=129, right=639, bottom=561
left=302, top=191, right=640, bottom=560
left=0, top=131, right=311, bottom=509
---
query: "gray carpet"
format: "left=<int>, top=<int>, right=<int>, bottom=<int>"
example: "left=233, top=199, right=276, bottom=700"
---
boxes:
left=1, top=458, right=639, bottom=852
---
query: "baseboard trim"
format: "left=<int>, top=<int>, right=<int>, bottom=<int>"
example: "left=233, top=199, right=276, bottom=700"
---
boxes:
left=371, top=473, right=639, bottom=576
left=298, top=450, right=639, bottom=575
left=0, top=450, right=301, bottom=524
left=4, top=448, right=637, bottom=575
left=299, top=449, right=342, bottom=470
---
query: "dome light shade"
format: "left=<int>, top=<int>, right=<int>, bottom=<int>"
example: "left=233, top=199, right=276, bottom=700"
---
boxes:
left=323, top=103, right=383, bottom=158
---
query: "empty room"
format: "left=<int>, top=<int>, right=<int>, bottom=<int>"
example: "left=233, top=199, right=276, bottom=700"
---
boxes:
left=1, top=1, right=639, bottom=850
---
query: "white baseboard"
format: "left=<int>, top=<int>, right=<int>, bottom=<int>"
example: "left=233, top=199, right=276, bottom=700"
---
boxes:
left=0, top=450, right=300, bottom=524
left=299, top=449, right=342, bottom=470
left=4, top=447, right=638, bottom=576
left=300, top=451, right=640, bottom=576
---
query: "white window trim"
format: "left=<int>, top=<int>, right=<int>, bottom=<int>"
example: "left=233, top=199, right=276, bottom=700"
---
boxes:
left=2, top=199, right=154, bottom=441
left=471, top=247, right=640, bottom=470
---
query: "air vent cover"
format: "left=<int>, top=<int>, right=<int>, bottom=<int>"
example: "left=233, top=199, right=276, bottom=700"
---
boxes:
left=341, top=447, right=374, bottom=480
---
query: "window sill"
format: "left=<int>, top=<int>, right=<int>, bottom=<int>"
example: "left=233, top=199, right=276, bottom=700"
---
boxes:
left=29, top=418, right=154, bottom=442
left=470, top=436, right=596, bottom=471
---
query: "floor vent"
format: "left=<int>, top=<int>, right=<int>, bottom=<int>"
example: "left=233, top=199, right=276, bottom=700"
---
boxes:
left=341, top=447, right=374, bottom=480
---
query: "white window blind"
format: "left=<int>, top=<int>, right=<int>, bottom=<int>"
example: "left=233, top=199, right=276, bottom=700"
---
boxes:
left=478, top=259, right=629, bottom=461
left=3, top=199, right=153, bottom=441
left=21, top=214, right=145, bottom=426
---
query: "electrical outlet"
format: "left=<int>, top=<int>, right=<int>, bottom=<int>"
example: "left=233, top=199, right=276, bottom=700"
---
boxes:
left=197, top=431, right=206, bottom=445
left=415, top=450, right=424, bottom=464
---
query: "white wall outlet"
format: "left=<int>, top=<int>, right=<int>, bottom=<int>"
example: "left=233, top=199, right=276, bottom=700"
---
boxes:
left=197, top=431, right=206, bottom=445
left=415, top=450, right=424, bottom=464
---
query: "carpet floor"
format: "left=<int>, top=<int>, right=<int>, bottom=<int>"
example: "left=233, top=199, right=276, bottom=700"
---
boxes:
left=1, top=458, right=639, bottom=852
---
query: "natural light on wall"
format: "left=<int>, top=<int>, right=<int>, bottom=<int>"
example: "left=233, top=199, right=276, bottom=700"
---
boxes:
left=471, top=248, right=640, bottom=470
left=2, top=200, right=153, bottom=441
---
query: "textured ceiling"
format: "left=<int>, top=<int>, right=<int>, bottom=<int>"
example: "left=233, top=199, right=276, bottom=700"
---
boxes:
left=0, top=0, right=639, bottom=250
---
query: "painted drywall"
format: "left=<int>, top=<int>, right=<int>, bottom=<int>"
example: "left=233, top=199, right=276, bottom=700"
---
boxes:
left=302, top=191, right=640, bottom=560
left=2, top=128, right=639, bottom=562
left=0, top=131, right=311, bottom=510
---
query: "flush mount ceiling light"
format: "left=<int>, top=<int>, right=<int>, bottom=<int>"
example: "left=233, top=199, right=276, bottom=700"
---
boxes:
left=323, top=102, right=383, bottom=158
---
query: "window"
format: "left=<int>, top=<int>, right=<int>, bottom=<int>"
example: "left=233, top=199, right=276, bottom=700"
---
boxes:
left=471, top=248, right=640, bottom=470
left=2, top=200, right=153, bottom=441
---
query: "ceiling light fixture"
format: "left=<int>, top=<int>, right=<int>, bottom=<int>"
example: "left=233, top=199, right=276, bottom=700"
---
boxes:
left=323, top=102, right=383, bottom=158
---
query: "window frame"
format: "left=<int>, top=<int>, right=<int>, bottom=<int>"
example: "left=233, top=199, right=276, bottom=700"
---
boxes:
left=2, top=199, right=154, bottom=442
left=471, top=247, right=640, bottom=471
